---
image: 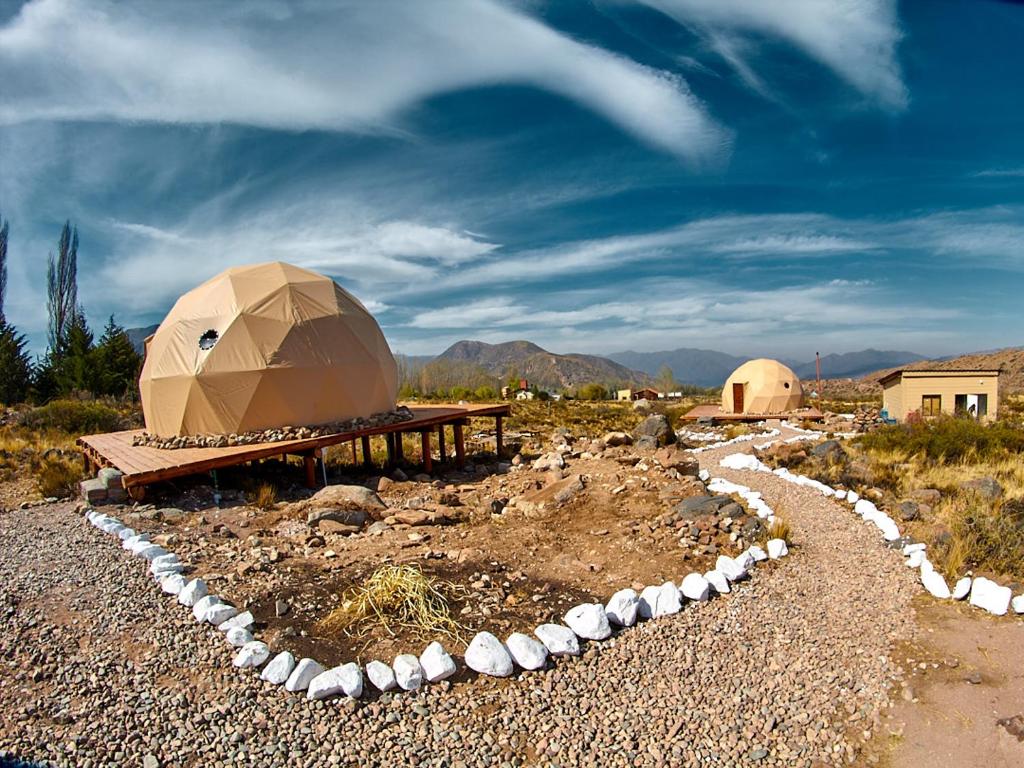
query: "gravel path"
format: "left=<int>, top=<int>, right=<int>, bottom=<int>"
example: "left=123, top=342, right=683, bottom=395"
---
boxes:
left=0, top=427, right=919, bottom=767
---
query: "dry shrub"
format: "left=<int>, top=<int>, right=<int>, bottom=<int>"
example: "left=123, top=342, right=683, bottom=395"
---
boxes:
left=19, top=399, right=124, bottom=435
left=33, top=457, right=82, bottom=498
left=763, top=515, right=792, bottom=546
left=933, top=493, right=1024, bottom=582
left=250, top=482, right=277, bottom=511
left=319, top=564, right=467, bottom=643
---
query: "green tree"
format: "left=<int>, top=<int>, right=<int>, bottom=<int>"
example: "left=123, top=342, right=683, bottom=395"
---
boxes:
left=0, top=318, right=33, bottom=405
left=577, top=382, right=608, bottom=401
left=55, top=309, right=96, bottom=395
left=93, top=315, right=142, bottom=398
left=656, top=365, right=677, bottom=396
left=0, top=211, right=8, bottom=320
left=47, top=221, right=79, bottom=356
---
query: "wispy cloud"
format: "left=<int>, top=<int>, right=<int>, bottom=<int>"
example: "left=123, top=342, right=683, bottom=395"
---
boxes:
left=972, top=167, right=1024, bottom=178
left=0, top=0, right=728, bottom=162
left=635, top=0, right=907, bottom=107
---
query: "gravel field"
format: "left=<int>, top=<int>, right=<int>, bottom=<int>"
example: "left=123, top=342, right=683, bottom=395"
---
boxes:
left=0, top=427, right=919, bottom=767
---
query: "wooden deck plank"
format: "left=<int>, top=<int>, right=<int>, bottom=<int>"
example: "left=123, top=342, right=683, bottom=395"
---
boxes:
left=78, top=403, right=511, bottom=488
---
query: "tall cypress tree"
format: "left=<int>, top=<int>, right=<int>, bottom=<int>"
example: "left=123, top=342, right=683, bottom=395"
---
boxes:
left=0, top=211, right=8, bottom=321
left=0, top=319, right=32, bottom=405
left=47, top=221, right=78, bottom=356
left=56, top=308, right=95, bottom=395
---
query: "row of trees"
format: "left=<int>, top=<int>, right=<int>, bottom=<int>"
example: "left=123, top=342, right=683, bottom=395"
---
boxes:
left=0, top=214, right=142, bottom=406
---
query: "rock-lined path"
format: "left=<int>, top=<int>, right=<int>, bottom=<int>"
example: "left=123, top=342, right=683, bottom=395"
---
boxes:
left=0, top=427, right=918, bottom=767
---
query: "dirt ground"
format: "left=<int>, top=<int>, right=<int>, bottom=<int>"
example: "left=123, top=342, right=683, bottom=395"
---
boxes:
left=91, top=423, right=767, bottom=667
left=864, top=596, right=1024, bottom=767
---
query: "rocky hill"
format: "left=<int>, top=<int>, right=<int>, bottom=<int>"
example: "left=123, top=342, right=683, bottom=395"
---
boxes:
left=791, top=349, right=925, bottom=380
left=608, top=348, right=752, bottom=387
left=438, top=340, right=649, bottom=390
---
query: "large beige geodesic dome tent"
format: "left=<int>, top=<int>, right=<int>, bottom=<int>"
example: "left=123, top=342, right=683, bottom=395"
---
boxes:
left=139, top=262, right=398, bottom=437
left=721, top=358, right=804, bottom=415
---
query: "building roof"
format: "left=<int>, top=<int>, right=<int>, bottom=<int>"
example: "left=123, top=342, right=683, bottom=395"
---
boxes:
left=878, top=368, right=1002, bottom=386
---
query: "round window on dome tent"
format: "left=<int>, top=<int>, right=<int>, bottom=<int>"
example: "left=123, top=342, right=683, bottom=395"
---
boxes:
left=199, top=329, right=219, bottom=351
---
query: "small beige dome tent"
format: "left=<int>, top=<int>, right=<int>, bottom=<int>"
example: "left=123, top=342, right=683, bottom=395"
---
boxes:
left=139, top=262, right=398, bottom=437
left=721, top=358, right=804, bottom=415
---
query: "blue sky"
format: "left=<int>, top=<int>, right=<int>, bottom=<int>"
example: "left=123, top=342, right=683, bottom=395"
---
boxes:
left=1, top=0, right=1022, bottom=360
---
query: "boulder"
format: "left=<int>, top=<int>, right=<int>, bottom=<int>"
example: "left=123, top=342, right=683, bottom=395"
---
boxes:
left=289, top=485, right=385, bottom=523
left=563, top=603, right=611, bottom=641
left=952, top=577, right=971, bottom=600
left=366, top=660, right=397, bottom=692
left=897, top=500, right=920, bottom=522
left=285, top=658, right=324, bottom=693
left=810, top=440, right=845, bottom=461
left=233, top=641, right=270, bottom=669
left=653, top=445, right=699, bottom=476
left=602, top=432, right=632, bottom=447
left=192, top=595, right=222, bottom=622
left=716, top=554, right=747, bottom=581
left=969, top=577, right=1011, bottom=615
left=680, top=573, right=710, bottom=602
left=551, top=474, right=584, bottom=506
left=419, top=641, right=457, bottom=683
left=505, top=632, right=548, bottom=670
left=97, top=467, right=124, bottom=489
left=960, top=477, right=1003, bottom=500
left=637, top=585, right=662, bottom=619
left=393, top=654, right=424, bottom=691
left=631, top=414, right=675, bottom=447
left=534, top=624, right=580, bottom=657
left=260, top=651, right=296, bottom=685
left=766, top=539, right=788, bottom=559
left=204, top=604, right=238, bottom=626
left=80, top=478, right=107, bottom=504
left=910, top=488, right=942, bottom=505
left=464, top=632, right=514, bottom=677
left=531, top=452, right=565, bottom=472
left=308, top=508, right=369, bottom=529
left=604, top=588, right=639, bottom=627
left=160, top=574, right=186, bottom=595
left=177, top=578, right=208, bottom=607
left=655, top=581, right=682, bottom=616
left=704, top=570, right=730, bottom=594
left=632, top=398, right=653, bottom=411
left=307, top=663, right=362, bottom=700
left=226, top=627, right=254, bottom=647
left=921, top=569, right=951, bottom=599
left=218, top=611, right=254, bottom=632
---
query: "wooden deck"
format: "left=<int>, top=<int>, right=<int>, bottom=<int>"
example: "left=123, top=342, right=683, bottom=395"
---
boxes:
left=679, top=404, right=824, bottom=423
left=77, top=403, right=511, bottom=496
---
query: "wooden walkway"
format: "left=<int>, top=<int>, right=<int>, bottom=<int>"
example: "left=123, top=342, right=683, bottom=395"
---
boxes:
left=679, top=404, right=824, bottom=423
left=77, top=403, right=511, bottom=498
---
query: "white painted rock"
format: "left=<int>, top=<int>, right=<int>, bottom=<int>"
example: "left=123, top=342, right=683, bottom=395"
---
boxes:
left=902, top=543, right=926, bottom=555
left=746, top=545, right=768, bottom=562
left=218, top=611, right=254, bottom=632
left=204, top=604, right=238, bottom=626
left=905, top=550, right=924, bottom=569
left=307, top=663, right=362, bottom=700
left=261, top=651, right=296, bottom=685
left=192, top=595, right=222, bottom=622
left=160, top=574, right=186, bottom=595
left=135, top=544, right=166, bottom=561
left=464, top=632, right=514, bottom=677
left=177, top=578, right=207, bottom=607
left=833, top=488, right=846, bottom=499
left=563, top=603, right=611, bottom=640
left=534, top=624, right=580, bottom=657
left=337, top=662, right=363, bottom=698
left=1012, top=594, right=1024, bottom=615
left=766, top=539, right=788, bottom=559
left=366, top=660, right=397, bottom=692
left=716, top=555, right=746, bottom=581
left=637, top=585, right=662, bottom=619
left=393, top=654, right=424, bottom=690
left=704, top=570, right=730, bottom=594
left=124, top=534, right=149, bottom=551
left=505, top=632, right=548, bottom=670
left=921, top=569, right=951, bottom=599
left=854, top=499, right=877, bottom=517
left=680, top=573, right=710, bottom=602
left=969, top=577, right=1012, bottom=616
left=734, top=550, right=755, bottom=570
left=419, top=641, right=457, bottom=683
left=654, top=582, right=682, bottom=616
left=605, top=588, right=639, bottom=627
left=151, top=562, right=184, bottom=578
left=846, top=490, right=859, bottom=503
left=285, top=658, right=323, bottom=693
left=117, top=527, right=135, bottom=540
left=226, top=627, right=254, bottom=647
left=698, top=469, right=710, bottom=481
left=952, top=577, right=972, bottom=600
left=233, top=640, right=270, bottom=669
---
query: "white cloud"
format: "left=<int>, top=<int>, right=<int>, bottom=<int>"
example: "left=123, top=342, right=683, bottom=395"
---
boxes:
left=972, top=167, right=1024, bottom=178
left=0, top=0, right=727, bottom=162
left=635, top=0, right=907, bottom=107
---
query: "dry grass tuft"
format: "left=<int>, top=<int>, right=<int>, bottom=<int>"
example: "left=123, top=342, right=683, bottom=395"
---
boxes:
left=763, top=516, right=792, bottom=546
left=318, top=564, right=468, bottom=643
left=250, top=482, right=277, bottom=511
left=33, top=457, right=82, bottom=498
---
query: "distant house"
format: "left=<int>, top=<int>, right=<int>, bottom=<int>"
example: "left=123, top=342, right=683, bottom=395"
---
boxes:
left=879, top=369, right=1000, bottom=422
left=515, top=390, right=535, bottom=401
left=615, top=389, right=632, bottom=402
left=616, top=387, right=659, bottom=402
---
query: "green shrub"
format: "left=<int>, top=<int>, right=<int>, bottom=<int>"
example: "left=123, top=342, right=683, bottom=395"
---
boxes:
left=856, top=417, right=1024, bottom=463
left=20, top=399, right=124, bottom=435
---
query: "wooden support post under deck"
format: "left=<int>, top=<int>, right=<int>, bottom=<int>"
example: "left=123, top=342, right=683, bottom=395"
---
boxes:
left=385, top=433, right=396, bottom=468
left=495, top=415, right=504, bottom=458
left=361, top=435, right=372, bottom=468
left=303, top=452, right=318, bottom=489
left=394, top=432, right=405, bottom=463
left=437, top=425, right=446, bottom=463
left=420, top=430, right=432, bottom=474
left=351, top=439, right=358, bottom=464
left=453, top=421, right=466, bottom=469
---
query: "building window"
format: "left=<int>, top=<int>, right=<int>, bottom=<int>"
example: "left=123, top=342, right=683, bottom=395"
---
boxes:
left=921, top=395, right=941, bottom=417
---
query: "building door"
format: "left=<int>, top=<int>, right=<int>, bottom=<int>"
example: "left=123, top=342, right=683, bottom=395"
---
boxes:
left=733, top=383, right=744, bottom=413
